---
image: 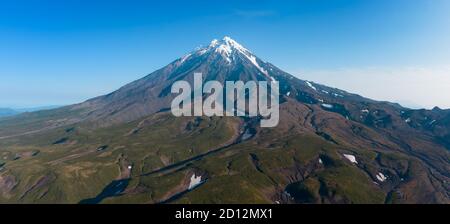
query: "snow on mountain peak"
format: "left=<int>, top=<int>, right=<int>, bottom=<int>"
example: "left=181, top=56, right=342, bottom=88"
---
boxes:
left=223, top=36, right=233, bottom=42
left=191, top=36, right=253, bottom=64
left=221, top=36, right=249, bottom=52
left=211, top=37, right=271, bottom=78
left=178, top=36, right=274, bottom=80
left=209, top=39, right=219, bottom=47
left=204, top=36, right=252, bottom=56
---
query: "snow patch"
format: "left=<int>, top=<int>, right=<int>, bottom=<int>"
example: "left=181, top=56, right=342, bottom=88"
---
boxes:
left=343, top=154, right=358, bottom=164
left=198, top=48, right=208, bottom=55
left=179, top=53, right=191, bottom=64
left=286, top=91, right=291, bottom=96
left=188, top=174, right=202, bottom=190
left=376, top=172, right=387, bottom=182
left=319, top=158, right=323, bottom=164
left=305, top=81, right=317, bottom=91
left=223, top=36, right=248, bottom=51
left=321, top=103, right=333, bottom=109
left=405, top=118, right=411, bottom=123
left=361, top=109, right=369, bottom=113
left=245, top=54, right=269, bottom=77
left=215, top=44, right=232, bottom=63
left=209, top=39, right=219, bottom=47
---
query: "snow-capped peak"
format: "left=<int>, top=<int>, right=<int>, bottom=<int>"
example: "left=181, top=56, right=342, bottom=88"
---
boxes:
left=180, top=36, right=274, bottom=80
left=221, top=36, right=250, bottom=53
left=204, top=36, right=252, bottom=56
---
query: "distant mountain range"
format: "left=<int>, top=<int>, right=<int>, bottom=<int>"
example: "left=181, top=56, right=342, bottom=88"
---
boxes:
left=0, top=37, right=448, bottom=204
left=0, top=108, right=19, bottom=118
left=0, top=106, right=61, bottom=118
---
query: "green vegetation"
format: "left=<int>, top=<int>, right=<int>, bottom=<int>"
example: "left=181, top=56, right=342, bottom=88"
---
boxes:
left=0, top=110, right=440, bottom=204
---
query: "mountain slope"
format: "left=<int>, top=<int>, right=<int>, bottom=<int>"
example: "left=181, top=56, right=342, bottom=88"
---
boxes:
left=0, top=37, right=448, bottom=204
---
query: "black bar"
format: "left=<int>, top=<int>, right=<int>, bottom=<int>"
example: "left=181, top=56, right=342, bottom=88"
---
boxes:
left=0, top=204, right=445, bottom=223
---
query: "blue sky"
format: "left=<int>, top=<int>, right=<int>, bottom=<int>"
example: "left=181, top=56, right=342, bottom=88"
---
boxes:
left=1, top=0, right=449, bottom=108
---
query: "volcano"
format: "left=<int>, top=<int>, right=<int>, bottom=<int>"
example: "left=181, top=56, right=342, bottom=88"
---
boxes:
left=0, top=37, right=448, bottom=204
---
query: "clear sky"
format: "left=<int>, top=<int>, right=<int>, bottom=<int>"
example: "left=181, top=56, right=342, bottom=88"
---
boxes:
left=1, top=0, right=449, bottom=109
